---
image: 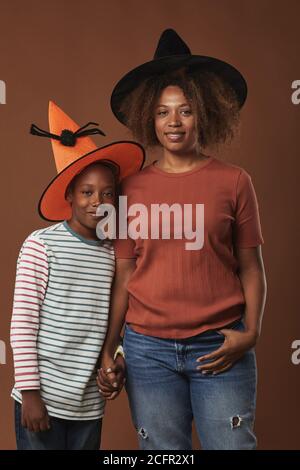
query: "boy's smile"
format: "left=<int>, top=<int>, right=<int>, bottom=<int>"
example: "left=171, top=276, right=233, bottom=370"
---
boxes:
left=66, top=162, right=117, bottom=241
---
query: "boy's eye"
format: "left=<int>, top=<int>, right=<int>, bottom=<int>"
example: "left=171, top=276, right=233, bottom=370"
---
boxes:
left=82, top=191, right=92, bottom=196
left=103, top=192, right=113, bottom=198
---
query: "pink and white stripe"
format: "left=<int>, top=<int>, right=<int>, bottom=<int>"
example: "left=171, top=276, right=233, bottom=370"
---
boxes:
left=10, top=237, right=48, bottom=390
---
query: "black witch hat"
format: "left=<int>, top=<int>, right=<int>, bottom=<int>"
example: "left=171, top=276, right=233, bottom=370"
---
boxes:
left=111, top=28, right=247, bottom=125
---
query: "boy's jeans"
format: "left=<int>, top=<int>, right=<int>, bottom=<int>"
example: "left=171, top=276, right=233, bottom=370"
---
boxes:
left=123, top=319, right=257, bottom=450
left=15, top=401, right=102, bottom=450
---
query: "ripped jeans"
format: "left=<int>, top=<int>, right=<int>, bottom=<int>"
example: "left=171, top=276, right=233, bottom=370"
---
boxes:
left=123, top=319, right=257, bottom=450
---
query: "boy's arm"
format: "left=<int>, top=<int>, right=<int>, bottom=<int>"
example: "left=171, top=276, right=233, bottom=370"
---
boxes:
left=11, top=236, right=48, bottom=389
left=10, top=236, right=50, bottom=431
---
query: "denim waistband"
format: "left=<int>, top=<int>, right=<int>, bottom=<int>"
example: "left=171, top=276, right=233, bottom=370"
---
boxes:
left=125, top=316, right=244, bottom=342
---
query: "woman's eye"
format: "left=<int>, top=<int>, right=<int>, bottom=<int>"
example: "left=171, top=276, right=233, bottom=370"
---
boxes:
left=157, top=110, right=167, bottom=116
left=181, top=109, right=192, bottom=115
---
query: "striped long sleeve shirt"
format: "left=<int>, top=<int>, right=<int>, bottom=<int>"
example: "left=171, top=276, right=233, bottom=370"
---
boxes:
left=10, top=221, right=115, bottom=420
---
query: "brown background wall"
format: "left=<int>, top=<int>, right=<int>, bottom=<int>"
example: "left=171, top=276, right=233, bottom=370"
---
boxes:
left=0, top=0, right=299, bottom=450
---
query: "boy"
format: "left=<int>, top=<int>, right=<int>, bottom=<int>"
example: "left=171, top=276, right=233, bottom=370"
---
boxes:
left=10, top=101, right=144, bottom=450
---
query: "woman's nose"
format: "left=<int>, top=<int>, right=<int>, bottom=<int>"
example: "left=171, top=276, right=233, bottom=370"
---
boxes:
left=167, top=111, right=181, bottom=127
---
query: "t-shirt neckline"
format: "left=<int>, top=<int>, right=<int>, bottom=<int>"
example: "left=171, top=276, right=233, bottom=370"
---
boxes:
left=63, top=220, right=103, bottom=246
left=150, top=156, right=214, bottom=177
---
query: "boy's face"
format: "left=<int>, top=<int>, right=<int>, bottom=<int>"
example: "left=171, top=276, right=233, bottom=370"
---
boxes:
left=66, top=163, right=116, bottom=233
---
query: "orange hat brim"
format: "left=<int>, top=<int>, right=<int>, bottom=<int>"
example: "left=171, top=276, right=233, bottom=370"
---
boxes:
left=38, top=140, right=145, bottom=221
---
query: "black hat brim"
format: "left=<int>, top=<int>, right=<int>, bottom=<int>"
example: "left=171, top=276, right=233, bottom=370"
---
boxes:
left=111, top=54, right=247, bottom=125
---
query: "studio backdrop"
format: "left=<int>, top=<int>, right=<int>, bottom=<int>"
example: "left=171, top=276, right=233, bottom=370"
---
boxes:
left=0, top=0, right=299, bottom=450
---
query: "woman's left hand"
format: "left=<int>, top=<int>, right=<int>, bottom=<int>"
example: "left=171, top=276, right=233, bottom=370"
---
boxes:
left=196, top=329, right=258, bottom=375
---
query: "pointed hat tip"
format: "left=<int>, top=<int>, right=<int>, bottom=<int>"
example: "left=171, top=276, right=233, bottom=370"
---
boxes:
left=154, top=28, right=191, bottom=59
left=48, top=100, right=60, bottom=112
left=159, top=28, right=181, bottom=39
left=161, top=28, right=176, bottom=33
left=48, top=100, right=60, bottom=120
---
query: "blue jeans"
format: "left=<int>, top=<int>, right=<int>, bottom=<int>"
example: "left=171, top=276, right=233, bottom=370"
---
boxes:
left=14, top=401, right=102, bottom=450
left=123, top=319, right=257, bottom=450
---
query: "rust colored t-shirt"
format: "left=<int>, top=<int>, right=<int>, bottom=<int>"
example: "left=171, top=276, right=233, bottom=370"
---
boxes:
left=114, top=156, right=264, bottom=339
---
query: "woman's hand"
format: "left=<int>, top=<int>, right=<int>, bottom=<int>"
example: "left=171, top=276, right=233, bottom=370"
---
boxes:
left=196, top=329, right=258, bottom=375
left=97, top=354, right=126, bottom=400
left=21, top=390, right=50, bottom=432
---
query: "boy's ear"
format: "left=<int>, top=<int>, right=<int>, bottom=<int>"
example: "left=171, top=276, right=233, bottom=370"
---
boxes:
left=65, top=188, right=73, bottom=204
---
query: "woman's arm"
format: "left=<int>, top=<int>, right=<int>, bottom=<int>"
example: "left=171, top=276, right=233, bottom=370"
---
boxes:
left=197, top=246, right=267, bottom=374
left=236, top=245, right=267, bottom=338
left=97, top=258, right=136, bottom=398
left=102, top=258, right=136, bottom=358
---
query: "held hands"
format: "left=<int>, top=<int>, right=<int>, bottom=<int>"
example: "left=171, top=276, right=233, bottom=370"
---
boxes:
left=97, top=354, right=126, bottom=400
left=196, top=328, right=258, bottom=375
left=21, top=390, right=50, bottom=432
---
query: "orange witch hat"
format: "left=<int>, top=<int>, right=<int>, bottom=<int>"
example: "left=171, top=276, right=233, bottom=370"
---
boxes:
left=31, top=101, right=145, bottom=221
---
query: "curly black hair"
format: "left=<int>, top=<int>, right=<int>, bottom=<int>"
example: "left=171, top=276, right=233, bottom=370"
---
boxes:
left=119, top=69, right=241, bottom=151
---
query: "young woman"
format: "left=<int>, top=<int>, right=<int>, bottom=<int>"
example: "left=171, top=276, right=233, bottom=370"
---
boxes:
left=98, top=29, right=267, bottom=450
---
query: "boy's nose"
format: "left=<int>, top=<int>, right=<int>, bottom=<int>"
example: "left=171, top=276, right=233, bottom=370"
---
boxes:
left=92, top=196, right=103, bottom=206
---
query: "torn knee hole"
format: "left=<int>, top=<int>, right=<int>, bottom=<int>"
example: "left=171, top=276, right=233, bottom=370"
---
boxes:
left=231, top=415, right=242, bottom=429
left=138, top=427, right=148, bottom=439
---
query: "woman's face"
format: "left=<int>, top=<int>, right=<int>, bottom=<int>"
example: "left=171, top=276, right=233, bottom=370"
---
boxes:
left=154, top=85, right=197, bottom=154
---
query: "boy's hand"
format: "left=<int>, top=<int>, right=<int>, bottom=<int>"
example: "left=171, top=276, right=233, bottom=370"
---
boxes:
left=97, top=354, right=126, bottom=400
left=21, top=390, right=50, bottom=432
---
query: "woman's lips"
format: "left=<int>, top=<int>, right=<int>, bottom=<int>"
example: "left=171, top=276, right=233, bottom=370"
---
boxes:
left=165, top=132, right=185, bottom=142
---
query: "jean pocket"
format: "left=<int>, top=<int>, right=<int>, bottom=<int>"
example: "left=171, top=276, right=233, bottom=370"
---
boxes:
left=229, top=318, right=245, bottom=331
left=215, top=318, right=244, bottom=335
left=125, top=323, right=138, bottom=335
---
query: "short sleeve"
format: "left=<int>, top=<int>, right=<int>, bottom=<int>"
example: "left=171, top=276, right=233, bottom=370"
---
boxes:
left=233, top=170, right=264, bottom=248
left=113, top=177, right=138, bottom=259
left=113, top=237, right=137, bottom=259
